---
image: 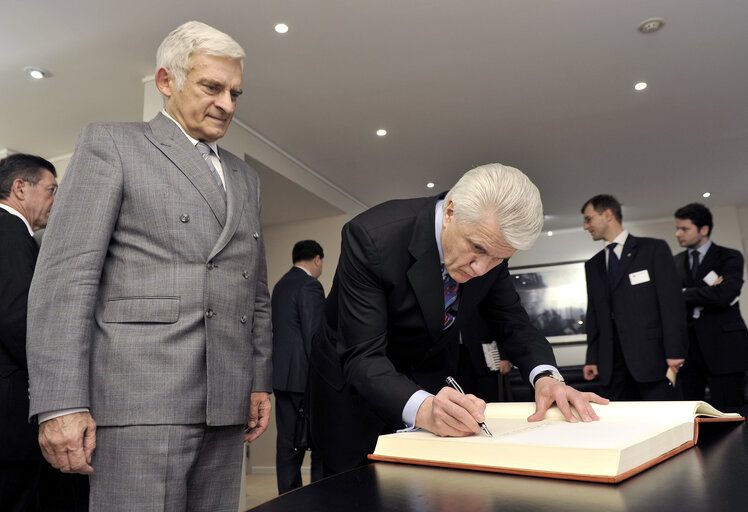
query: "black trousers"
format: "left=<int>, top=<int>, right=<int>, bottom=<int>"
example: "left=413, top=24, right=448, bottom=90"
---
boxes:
left=274, top=390, right=323, bottom=494
left=680, top=327, right=746, bottom=407
left=601, top=328, right=682, bottom=401
left=0, top=460, right=88, bottom=512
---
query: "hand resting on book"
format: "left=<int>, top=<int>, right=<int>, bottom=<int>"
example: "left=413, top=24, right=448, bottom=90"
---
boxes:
left=529, top=378, right=609, bottom=423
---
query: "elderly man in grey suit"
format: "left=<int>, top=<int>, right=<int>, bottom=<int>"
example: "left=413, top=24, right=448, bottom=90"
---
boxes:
left=26, top=21, right=272, bottom=512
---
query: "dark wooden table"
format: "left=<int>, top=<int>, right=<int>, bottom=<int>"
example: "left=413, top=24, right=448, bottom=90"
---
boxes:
left=247, top=405, right=748, bottom=511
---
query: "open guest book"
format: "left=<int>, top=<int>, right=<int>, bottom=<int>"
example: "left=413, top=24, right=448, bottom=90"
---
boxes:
left=369, top=401, right=744, bottom=484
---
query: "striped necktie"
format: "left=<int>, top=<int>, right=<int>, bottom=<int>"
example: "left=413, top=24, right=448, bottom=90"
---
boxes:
left=443, top=271, right=459, bottom=329
left=196, top=141, right=226, bottom=202
left=607, top=242, right=619, bottom=291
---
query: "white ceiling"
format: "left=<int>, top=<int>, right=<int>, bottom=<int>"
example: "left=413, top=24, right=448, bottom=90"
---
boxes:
left=2, top=0, right=747, bottom=231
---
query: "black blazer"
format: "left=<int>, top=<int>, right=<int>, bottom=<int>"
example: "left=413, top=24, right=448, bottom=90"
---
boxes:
left=675, top=243, right=748, bottom=374
left=585, top=234, right=688, bottom=385
left=271, top=266, right=325, bottom=392
left=0, top=209, right=42, bottom=460
left=310, top=195, right=554, bottom=471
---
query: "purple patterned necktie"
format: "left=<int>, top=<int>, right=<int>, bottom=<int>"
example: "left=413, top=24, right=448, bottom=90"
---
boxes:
left=443, top=271, right=459, bottom=329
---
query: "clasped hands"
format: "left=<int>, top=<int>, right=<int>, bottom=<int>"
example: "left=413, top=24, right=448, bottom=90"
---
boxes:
left=415, top=379, right=608, bottom=437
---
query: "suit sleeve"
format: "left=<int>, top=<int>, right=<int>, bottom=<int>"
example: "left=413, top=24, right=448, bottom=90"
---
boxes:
left=336, top=220, right=421, bottom=427
left=584, top=262, right=600, bottom=366
left=652, top=240, right=688, bottom=359
left=683, top=249, right=744, bottom=308
left=26, top=123, right=124, bottom=417
left=299, top=279, right=325, bottom=360
left=0, top=224, right=37, bottom=369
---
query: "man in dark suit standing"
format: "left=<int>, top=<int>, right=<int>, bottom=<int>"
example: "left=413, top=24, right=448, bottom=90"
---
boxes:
left=310, top=163, right=607, bottom=475
left=674, top=203, right=748, bottom=407
left=0, top=153, right=87, bottom=511
left=271, top=240, right=325, bottom=493
left=581, top=194, right=687, bottom=400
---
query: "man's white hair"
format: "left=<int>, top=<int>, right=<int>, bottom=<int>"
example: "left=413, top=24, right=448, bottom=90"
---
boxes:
left=444, top=163, right=544, bottom=250
left=156, top=21, right=246, bottom=91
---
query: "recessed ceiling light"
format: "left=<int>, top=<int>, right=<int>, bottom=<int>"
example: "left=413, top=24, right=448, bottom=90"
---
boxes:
left=637, top=18, right=665, bottom=34
left=546, top=231, right=553, bottom=237
left=426, top=182, right=435, bottom=189
left=634, top=82, right=647, bottom=91
left=24, top=66, right=50, bottom=80
left=376, top=129, right=387, bottom=137
left=274, top=23, right=289, bottom=34
left=702, top=192, right=711, bottom=198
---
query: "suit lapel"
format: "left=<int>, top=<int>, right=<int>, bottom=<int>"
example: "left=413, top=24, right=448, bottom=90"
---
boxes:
left=209, top=149, right=248, bottom=259
left=406, top=198, right=444, bottom=342
left=145, top=113, right=227, bottom=226
left=697, top=243, right=718, bottom=283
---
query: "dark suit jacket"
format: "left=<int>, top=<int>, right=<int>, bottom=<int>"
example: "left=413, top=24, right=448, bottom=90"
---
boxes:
left=272, top=266, right=325, bottom=393
left=585, top=235, right=688, bottom=385
left=310, top=195, right=555, bottom=471
left=0, top=209, right=42, bottom=460
left=675, top=243, right=748, bottom=374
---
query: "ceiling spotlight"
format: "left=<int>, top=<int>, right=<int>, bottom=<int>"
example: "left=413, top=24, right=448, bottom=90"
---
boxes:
left=634, top=82, right=647, bottom=91
left=546, top=231, right=553, bottom=237
left=702, top=192, right=711, bottom=198
left=637, top=18, right=665, bottom=34
left=426, top=182, right=435, bottom=189
left=24, top=66, right=50, bottom=80
left=274, top=23, right=289, bottom=34
left=376, top=129, right=387, bottom=137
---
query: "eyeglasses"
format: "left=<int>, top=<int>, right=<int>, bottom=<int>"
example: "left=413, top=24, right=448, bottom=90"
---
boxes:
left=23, top=179, right=57, bottom=196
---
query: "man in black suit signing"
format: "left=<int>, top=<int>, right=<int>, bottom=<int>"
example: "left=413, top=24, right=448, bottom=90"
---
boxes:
left=271, top=240, right=326, bottom=493
left=674, top=203, right=748, bottom=407
left=310, top=163, right=608, bottom=475
left=582, top=194, right=687, bottom=401
left=0, top=153, right=87, bottom=511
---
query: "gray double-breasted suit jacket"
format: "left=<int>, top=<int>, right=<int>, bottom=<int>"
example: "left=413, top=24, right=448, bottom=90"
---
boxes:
left=26, top=113, right=272, bottom=427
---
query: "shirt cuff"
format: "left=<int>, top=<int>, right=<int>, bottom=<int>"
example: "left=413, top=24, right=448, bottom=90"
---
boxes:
left=37, top=408, right=90, bottom=424
left=529, top=365, right=560, bottom=389
left=399, top=389, right=433, bottom=431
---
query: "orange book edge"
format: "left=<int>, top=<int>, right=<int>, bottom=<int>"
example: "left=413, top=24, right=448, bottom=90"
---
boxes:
left=368, top=415, right=744, bottom=484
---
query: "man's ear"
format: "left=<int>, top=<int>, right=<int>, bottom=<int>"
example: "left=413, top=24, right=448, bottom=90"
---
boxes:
left=443, top=199, right=456, bottom=226
left=155, top=67, right=173, bottom=98
left=699, top=225, right=710, bottom=237
left=11, top=178, right=25, bottom=199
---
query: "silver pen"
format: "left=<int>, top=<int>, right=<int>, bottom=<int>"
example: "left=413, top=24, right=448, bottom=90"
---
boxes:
left=445, top=376, right=493, bottom=437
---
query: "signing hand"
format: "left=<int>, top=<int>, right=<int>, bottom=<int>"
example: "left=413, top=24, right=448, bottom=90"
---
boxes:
left=244, top=392, right=272, bottom=443
left=415, top=387, right=486, bottom=437
left=529, top=377, right=609, bottom=423
left=38, top=411, right=96, bottom=474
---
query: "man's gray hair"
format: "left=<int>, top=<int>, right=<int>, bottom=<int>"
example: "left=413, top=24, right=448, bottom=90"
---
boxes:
left=444, top=163, right=544, bottom=250
left=156, top=21, right=246, bottom=91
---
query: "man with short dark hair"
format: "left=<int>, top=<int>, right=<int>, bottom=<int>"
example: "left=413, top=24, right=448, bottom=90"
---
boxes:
left=674, top=203, right=748, bottom=406
left=0, top=153, right=88, bottom=511
left=271, top=240, right=325, bottom=493
left=581, top=194, right=687, bottom=400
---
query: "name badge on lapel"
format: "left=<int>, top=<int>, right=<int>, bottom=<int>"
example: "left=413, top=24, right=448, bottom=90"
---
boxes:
left=628, top=269, right=650, bottom=285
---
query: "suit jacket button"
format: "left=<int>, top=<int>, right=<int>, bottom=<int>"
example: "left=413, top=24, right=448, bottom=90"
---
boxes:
left=205, top=309, right=214, bottom=318
left=242, top=270, right=249, bottom=279
left=180, top=213, right=190, bottom=223
left=207, top=261, right=215, bottom=270
left=240, top=314, right=247, bottom=324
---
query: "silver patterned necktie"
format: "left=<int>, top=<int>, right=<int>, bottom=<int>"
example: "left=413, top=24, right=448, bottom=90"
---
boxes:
left=196, top=141, right=227, bottom=202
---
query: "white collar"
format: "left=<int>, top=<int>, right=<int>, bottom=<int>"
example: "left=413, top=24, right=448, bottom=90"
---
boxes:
left=0, top=203, right=33, bottom=236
